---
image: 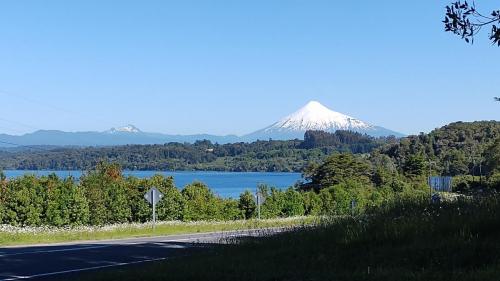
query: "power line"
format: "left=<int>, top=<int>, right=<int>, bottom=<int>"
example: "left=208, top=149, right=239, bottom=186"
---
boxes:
left=0, top=124, right=25, bottom=134
left=0, top=117, right=39, bottom=131
left=0, top=89, right=111, bottom=126
left=0, top=140, right=54, bottom=152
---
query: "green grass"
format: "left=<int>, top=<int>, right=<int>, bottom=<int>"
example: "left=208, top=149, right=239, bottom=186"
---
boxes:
left=0, top=217, right=314, bottom=246
left=74, top=196, right=500, bottom=281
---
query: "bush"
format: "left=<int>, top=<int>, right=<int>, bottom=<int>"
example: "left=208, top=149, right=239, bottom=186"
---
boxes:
left=239, top=190, right=256, bottom=219
left=302, top=191, right=322, bottom=216
left=181, top=182, right=221, bottom=221
left=44, top=176, right=89, bottom=226
left=488, top=172, right=500, bottom=190
left=2, top=175, right=46, bottom=226
left=149, top=175, right=185, bottom=221
left=80, top=163, right=131, bottom=225
left=221, top=199, right=243, bottom=220
left=282, top=188, right=305, bottom=217
left=261, top=187, right=285, bottom=218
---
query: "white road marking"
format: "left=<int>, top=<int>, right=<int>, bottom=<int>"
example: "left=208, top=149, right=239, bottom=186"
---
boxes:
left=0, top=228, right=285, bottom=280
left=0, top=245, right=112, bottom=257
left=0, top=233, right=250, bottom=257
left=0, top=257, right=168, bottom=281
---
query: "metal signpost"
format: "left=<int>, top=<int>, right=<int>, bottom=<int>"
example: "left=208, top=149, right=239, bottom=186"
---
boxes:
left=255, top=190, right=265, bottom=220
left=428, top=176, right=452, bottom=204
left=350, top=199, right=357, bottom=216
left=144, top=187, right=164, bottom=230
left=428, top=176, right=453, bottom=192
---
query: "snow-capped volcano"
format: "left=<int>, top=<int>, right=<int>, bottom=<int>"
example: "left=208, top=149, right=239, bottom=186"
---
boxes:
left=270, top=101, right=372, bottom=131
left=106, top=124, right=142, bottom=134
left=244, top=101, right=404, bottom=140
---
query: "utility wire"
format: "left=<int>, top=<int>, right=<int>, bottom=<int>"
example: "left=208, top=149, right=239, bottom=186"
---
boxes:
left=0, top=117, right=39, bottom=131
left=0, top=140, right=54, bottom=152
left=0, top=89, right=111, bottom=125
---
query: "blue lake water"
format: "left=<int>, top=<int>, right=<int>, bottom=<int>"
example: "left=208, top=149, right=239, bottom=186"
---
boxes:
left=1, top=170, right=303, bottom=198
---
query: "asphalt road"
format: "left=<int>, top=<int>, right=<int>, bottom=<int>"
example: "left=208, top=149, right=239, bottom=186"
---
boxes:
left=0, top=229, right=268, bottom=280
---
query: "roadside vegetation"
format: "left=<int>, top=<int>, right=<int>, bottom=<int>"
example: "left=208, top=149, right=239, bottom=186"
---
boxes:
left=0, top=217, right=311, bottom=246
left=74, top=195, right=500, bottom=281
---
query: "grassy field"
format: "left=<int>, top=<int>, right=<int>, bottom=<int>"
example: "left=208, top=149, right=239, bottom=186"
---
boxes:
left=73, top=196, right=500, bottom=281
left=0, top=217, right=314, bottom=246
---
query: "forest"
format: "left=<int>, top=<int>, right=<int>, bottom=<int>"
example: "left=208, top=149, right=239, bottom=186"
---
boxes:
left=0, top=130, right=387, bottom=172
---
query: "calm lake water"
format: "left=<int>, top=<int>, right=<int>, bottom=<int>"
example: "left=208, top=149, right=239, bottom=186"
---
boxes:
left=2, top=170, right=303, bottom=198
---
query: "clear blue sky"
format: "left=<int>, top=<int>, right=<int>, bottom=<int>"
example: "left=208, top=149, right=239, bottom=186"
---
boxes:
left=0, top=0, right=498, bottom=136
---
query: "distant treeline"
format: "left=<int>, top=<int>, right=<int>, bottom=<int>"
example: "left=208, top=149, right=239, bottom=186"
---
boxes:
left=0, top=130, right=389, bottom=172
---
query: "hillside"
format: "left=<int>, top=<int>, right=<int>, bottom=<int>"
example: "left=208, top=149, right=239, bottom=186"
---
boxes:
left=0, top=130, right=385, bottom=172
left=379, top=121, right=500, bottom=176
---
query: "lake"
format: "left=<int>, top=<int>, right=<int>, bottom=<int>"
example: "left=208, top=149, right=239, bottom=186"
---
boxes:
left=1, top=170, right=303, bottom=198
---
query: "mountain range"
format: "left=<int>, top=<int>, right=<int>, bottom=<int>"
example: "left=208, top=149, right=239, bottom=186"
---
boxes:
left=0, top=101, right=404, bottom=147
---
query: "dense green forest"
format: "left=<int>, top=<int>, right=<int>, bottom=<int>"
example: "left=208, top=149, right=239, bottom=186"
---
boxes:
left=301, top=121, right=500, bottom=192
left=377, top=121, right=500, bottom=190
left=0, top=130, right=387, bottom=172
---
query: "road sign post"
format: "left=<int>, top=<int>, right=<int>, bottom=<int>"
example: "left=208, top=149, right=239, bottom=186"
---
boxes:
left=153, top=188, right=156, bottom=229
left=144, top=187, right=163, bottom=231
left=350, top=199, right=357, bottom=216
left=255, top=189, right=265, bottom=220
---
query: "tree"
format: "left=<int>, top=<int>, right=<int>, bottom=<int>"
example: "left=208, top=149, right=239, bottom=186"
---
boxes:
left=220, top=199, right=243, bottom=220
left=403, top=154, right=427, bottom=178
left=3, top=175, right=45, bottom=226
left=181, top=182, right=221, bottom=221
left=238, top=190, right=256, bottom=219
left=302, top=153, right=372, bottom=191
left=302, top=191, right=322, bottom=216
left=0, top=171, right=6, bottom=223
left=444, top=1, right=500, bottom=45
left=80, top=162, right=130, bottom=225
left=148, top=175, right=185, bottom=221
left=282, top=188, right=305, bottom=217
left=484, top=138, right=500, bottom=175
left=261, top=187, right=285, bottom=218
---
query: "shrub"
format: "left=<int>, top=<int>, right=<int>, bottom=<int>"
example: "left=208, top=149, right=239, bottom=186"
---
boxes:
left=239, top=190, right=256, bottom=219
left=221, top=199, right=243, bottom=220
left=182, top=182, right=221, bottom=221
left=261, top=187, right=285, bottom=218
left=488, top=172, right=500, bottom=190
left=149, top=175, right=185, bottom=221
left=282, top=188, right=305, bottom=217
left=302, top=191, right=322, bottom=216
left=80, top=162, right=131, bottom=225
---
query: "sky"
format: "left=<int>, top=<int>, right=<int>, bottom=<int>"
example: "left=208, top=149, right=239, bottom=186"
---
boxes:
left=0, top=0, right=498, bottom=136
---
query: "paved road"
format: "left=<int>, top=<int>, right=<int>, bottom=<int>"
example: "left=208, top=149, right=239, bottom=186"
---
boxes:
left=0, top=229, right=269, bottom=280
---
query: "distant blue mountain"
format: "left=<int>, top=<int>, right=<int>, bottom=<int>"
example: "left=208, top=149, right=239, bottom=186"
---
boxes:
left=0, top=126, right=240, bottom=147
left=0, top=102, right=404, bottom=147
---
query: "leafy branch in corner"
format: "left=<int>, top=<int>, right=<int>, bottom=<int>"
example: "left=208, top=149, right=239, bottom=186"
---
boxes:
left=444, top=1, right=500, bottom=45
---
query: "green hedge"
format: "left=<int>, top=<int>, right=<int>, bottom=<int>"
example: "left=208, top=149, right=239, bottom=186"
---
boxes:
left=0, top=162, right=435, bottom=227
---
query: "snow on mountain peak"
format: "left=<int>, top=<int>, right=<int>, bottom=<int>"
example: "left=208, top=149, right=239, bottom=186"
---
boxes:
left=266, top=101, right=373, bottom=132
left=107, top=124, right=142, bottom=134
